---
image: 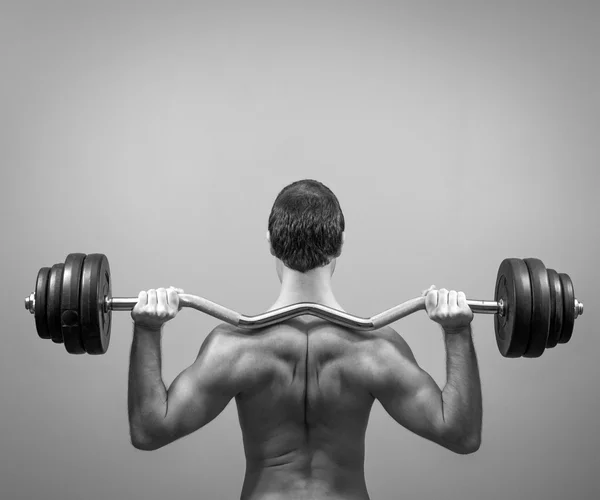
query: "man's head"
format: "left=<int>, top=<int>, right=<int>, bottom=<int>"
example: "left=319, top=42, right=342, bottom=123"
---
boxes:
left=267, top=179, right=345, bottom=274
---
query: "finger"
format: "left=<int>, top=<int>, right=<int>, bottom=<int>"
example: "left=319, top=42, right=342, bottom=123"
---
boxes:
left=425, top=290, right=438, bottom=311
left=147, top=289, right=158, bottom=308
left=155, top=288, right=169, bottom=318
left=132, top=290, right=147, bottom=316
left=438, top=288, right=449, bottom=306
left=167, top=287, right=180, bottom=310
left=137, top=290, right=148, bottom=307
left=169, top=286, right=185, bottom=294
left=448, top=290, right=458, bottom=308
left=421, top=285, right=436, bottom=297
left=458, top=291, right=472, bottom=317
left=157, top=288, right=168, bottom=308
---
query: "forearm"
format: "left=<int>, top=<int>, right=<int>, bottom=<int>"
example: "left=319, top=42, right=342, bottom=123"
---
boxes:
left=128, top=324, right=168, bottom=440
left=440, top=326, right=482, bottom=449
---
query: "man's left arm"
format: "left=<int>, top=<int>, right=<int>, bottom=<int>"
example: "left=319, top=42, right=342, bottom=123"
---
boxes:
left=128, top=287, right=242, bottom=450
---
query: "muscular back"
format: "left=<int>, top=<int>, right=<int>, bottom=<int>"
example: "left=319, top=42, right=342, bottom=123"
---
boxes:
left=131, top=297, right=477, bottom=498
left=231, top=317, right=383, bottom=499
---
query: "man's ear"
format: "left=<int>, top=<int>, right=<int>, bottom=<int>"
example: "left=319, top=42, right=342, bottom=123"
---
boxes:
left=335, top=232, right=345, bottom=258
left=266, top=230, right=275, bottom=256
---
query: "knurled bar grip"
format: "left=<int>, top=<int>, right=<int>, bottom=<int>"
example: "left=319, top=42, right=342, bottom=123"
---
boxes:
left=107, top=295, right=502, bottom=331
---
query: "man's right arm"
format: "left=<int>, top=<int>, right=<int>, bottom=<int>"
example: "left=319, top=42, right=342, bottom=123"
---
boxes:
left=369, top=325, right=482, bottom=454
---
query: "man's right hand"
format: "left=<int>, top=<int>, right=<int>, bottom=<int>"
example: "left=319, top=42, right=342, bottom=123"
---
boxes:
left=131, top=287, right=183, bottom=332
left=423, top=285, right=473, bottom=334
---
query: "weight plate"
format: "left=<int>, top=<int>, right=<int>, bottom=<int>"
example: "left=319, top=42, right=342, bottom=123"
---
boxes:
left=522, top=258, right=551, bottom=358
left=546, top=269, right=563, bottom=349
left=61, top=253, right=87, bottom=354
left=494, top=258, right=532, bottom=357
left=80, top=254, right=112, bottom=355
left=558, top=273, right=575, bottom=344
left=34, top=267, right=51, bottom=339
left=47, top=263, right=65, bottom=344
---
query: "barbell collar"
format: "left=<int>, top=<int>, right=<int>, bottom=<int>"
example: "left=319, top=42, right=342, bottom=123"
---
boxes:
left=24, top=293, right=35, bottom=315
left=575, top=299, right=584, bottom=317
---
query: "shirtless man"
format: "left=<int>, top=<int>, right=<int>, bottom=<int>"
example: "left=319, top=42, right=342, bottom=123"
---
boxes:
left=128, top=179, right=482, bottom=500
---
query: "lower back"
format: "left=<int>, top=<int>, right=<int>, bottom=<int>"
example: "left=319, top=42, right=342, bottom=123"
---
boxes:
left=241, top=453, right=370, bottom=500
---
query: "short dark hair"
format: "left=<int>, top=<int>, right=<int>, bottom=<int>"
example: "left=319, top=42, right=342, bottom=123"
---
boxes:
left=268, top=179, right=345, bottom=273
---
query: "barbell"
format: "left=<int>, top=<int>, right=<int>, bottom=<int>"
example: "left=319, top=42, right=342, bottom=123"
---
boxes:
left=24, top=253, right=583, bottom=358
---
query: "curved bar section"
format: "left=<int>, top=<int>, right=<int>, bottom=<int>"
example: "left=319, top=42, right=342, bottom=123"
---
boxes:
left=371, top=297, right=427, bottom=329
left=238, top=303, right=375, bottom=331
left=109, top=295, right=243, bottom=327
left=178, top=294, right=242, bottom=326
left=108, top=295, right=504, bottom=331
left=370, top=298, right=501, bottom=328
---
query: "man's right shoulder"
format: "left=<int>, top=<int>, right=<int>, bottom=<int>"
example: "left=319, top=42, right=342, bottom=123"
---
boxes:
left=370, top=326, right=413, bottom=357
left=361, top=326, right=419, bottom=383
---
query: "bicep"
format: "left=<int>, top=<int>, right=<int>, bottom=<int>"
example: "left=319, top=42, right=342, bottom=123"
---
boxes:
left=160, top=328, right=241, bottom=443
left=370, top=331, right=447, bottom=445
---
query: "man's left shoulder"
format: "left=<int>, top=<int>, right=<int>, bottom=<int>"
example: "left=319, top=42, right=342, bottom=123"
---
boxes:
left=210, top=322, right=253, bottom=341
left=203, top=323, right=254, bottom=361
left=204, top=323, right=265, bottom=393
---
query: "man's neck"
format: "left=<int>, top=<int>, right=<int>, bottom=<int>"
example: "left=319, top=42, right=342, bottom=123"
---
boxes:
left=270, top=263, right=343, bottom=311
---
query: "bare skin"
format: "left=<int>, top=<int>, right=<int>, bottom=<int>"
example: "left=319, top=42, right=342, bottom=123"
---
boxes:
left=128, top=249, right=483, bottom=500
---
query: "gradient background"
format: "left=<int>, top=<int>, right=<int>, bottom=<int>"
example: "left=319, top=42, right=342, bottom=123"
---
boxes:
left=1, top=1, right=599, bottom=499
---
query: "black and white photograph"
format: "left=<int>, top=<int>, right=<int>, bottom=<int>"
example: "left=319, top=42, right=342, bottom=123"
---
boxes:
left=1, top=1, right=598, bottom=499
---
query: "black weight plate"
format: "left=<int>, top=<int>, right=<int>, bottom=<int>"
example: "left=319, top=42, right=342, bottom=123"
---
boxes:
left=545, top=268, right=557, bottom=348
left=546, top=269, right=563, bottom=349
left=61, top=253, right=87, bottom=354
left=522, top=258, right=551, bottom=358
left=80, top=254, right=112, bottom=355
left=558, top=273, right=575, bottom=344
left=34, top=267, right=51, bottom=339
left=494, top=258, right=532, bottom=357
left=47, top=263, right=65, bottom=344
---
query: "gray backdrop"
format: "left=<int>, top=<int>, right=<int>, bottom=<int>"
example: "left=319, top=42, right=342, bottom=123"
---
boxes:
left=1, top=1, right=598, bottom=499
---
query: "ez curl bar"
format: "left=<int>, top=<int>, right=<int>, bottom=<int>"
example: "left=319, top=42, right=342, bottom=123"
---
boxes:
left=24, top=254, right=583, bottom=358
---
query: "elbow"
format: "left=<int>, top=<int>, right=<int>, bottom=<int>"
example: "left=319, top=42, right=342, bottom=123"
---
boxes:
left=129, top=424, right=168, bottom=451
left=452, top=437, right=481, bottom=455
left=441, top=427, right=481, bottom=455
left=451, top=433, right=481, bottom=455
left=131, top=435, right=162, bottom=451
